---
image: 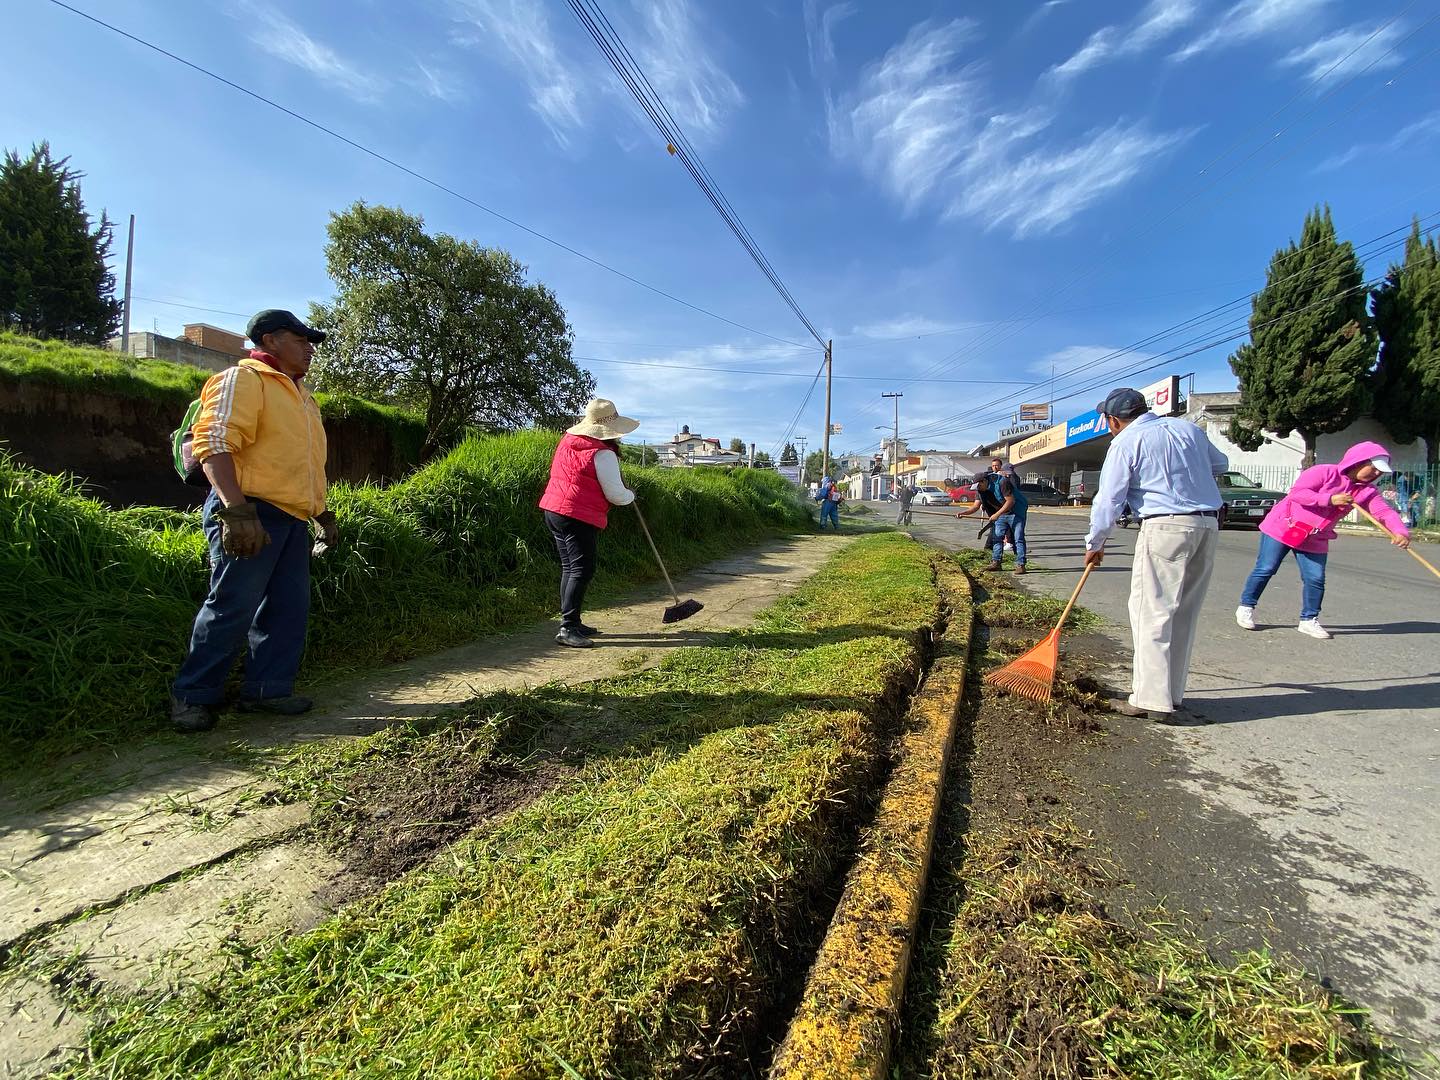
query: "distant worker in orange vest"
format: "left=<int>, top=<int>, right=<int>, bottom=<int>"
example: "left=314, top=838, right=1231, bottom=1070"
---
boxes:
left=539, top=398, right=639, bottom=648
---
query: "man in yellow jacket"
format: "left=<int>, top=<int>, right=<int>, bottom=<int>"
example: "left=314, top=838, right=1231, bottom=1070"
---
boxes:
left=171, top=309, right=338, bottom=732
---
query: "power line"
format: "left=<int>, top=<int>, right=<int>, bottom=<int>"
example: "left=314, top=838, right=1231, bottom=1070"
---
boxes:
left=903, top=212, right=1438, bottom=441
left=578, top=356, right=1029, bottom=384
left=44, top=0, right=816, bottom=351
left=565, top=0, right=827, bottom=349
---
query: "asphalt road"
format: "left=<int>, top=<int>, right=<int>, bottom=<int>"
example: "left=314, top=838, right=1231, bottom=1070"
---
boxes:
left=894, top=502, right=1440, bottom=1056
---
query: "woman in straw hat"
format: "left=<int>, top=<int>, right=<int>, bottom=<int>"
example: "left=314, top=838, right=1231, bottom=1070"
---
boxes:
left=538, top=398, right=639, bottom=648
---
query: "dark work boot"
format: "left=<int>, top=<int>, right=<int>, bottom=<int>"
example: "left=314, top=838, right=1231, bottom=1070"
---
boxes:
left=555, top=626, right=593, bottom=649
left=236, top=695, right=314, bottom=715
left=171, top=696, right=218, bottom=733
left=577, top=623, right=602, bottom=637
left=986, top=561, right=1003, bottom=572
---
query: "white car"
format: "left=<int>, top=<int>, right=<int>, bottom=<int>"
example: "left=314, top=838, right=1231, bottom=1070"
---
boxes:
left=912, top=486, right=952, bottom=506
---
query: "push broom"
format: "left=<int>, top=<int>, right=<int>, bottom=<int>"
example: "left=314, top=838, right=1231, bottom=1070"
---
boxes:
left=1353, top=504, right=1440, bottom=583
left=985, top=564, right=1094, bottom=703
left=632, top=503, right=705, bottom=624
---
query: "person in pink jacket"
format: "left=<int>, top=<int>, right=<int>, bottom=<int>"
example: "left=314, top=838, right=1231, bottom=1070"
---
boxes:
left=1236, top=441, right=1411, bottom=639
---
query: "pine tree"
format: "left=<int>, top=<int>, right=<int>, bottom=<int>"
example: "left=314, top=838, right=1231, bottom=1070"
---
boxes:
left=727, top=437, right=746, bottom=454
left=0, top=143, right=121, bottom=344
left=779, top=442, right=799, bottom=466
left=1371, top=219, right=1440, bottom=469
left=1227, top=206, right=1376, bottom=466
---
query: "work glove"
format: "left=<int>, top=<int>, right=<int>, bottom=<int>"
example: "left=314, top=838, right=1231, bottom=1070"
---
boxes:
left=215, top=502, right=270, bottom=558
left=313, top=510, right=339, bottom=549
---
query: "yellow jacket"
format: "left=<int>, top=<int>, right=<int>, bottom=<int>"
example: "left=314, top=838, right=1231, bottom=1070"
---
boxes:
left=191, top=356, right=328, bottom=521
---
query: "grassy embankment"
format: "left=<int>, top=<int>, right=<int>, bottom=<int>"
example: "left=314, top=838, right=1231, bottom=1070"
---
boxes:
left=896, top=550, right=1407, bottom=1078
left=52, top=534, right=938, bottom=1079
left=0, top=331, right=428, bottom=464
left=1, top=337, right=815, bottom=757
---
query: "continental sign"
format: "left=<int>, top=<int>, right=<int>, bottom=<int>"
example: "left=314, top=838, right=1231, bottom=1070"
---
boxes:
left=1011, top=422, right=1066, bottom=465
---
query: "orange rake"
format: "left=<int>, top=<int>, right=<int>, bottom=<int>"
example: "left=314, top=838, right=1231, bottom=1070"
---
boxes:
left=985, top=564, right=1095, bottom=703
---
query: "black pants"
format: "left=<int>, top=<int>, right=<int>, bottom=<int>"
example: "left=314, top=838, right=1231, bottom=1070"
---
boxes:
left=544, top=510, right=599, bottom=629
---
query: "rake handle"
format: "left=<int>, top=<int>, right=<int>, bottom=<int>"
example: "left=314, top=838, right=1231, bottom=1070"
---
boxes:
left=1053, top=563, right=1095, bottom=634
left=1352, top=504, right=1440, bottom=583
left=632, top=501, right=682, bottom=604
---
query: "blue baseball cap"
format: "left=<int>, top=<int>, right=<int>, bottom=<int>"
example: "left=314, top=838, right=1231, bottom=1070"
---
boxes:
left=1097, top=387, right=1148, bottom=420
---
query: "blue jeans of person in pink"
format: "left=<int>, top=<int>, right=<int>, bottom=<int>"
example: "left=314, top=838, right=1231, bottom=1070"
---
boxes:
left=1240, top=533, right=1327, bottom=620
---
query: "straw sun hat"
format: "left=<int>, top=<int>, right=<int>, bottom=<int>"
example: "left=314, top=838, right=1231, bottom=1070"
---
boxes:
left=567, top=398, right=640, bottom=440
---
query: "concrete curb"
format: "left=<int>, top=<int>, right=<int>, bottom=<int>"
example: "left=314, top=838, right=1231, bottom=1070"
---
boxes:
left=769, top=559, right=973, bottom=1080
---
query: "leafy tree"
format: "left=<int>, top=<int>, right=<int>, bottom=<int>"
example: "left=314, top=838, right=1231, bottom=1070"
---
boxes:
left=0, top=142, right=120, bottom=344
left=728, top=437, right=746, bottom=454
left=309, top=202, right=595, bottom=458
left=1227, top=206, right=1376, bottom=466
left=1371, top=219, right=1440, bottom=469
left=752, top=450, right=774, bottom=467
left=779, top=442, right=799, bottom=466
left=804, top=450, right=839, bottom=479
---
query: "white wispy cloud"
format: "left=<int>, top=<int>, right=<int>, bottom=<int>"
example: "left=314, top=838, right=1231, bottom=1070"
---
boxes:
left=1279, top=21, right=1406, bottom=83
left=450, top=0, right=584, bottom=144
left=1172, top=0, right=1334, bottom=62
left=1047, top=0, right=1197, bottom=82
left=830, top=19, right=1193, bottom=236
left=628, top=0, right=744, bottom=139
left=240, top=1, right=386, bottom=101
left=1316, top=113, right=1440, bottom=172
left=1020, top=1, right=1072, bottom=38
left=411, top=62, right=466, bottom=104
left=450, top=0, right=740, bottom=147
left=850, top=315, right=956, bottom=339
left=804, top=0, right=858, bottom=80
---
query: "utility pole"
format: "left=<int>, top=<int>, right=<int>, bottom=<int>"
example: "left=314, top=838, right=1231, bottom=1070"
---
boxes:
left=119, top=214, right=135, bottom=350
left=796, top=435, right=809, bottom=487
left=749, top=441, right=756, bottom=468
left=882, top=391, right=902, bottom=497
left=821, top=339, right=833, bottom=478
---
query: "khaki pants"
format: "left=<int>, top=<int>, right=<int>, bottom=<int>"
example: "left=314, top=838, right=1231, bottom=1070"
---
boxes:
left=1127, top=514, right=1219, bottom=712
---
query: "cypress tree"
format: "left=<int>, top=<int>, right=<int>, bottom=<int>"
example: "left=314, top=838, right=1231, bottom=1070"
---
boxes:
left=1371, top=219, right=1440, bottom=469
left=0, top=142, right=121, bottom=344
left=1227, top=206, right=1376, bottom=466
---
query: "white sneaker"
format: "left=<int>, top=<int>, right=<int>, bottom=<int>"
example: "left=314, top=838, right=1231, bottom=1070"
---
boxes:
left=1235, top=605, right=1257, bottom=630
left=1296, top=619, right=1331, bottom=640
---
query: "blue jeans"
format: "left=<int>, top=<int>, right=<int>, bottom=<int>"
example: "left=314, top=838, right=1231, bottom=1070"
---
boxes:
left=993, top=512, right=1026, bottom=565
left=819, top=500, right=840, bottom=529
left=173, top=494, right=312, bottom=705
left=1240, top=532, right=1327, bottom=620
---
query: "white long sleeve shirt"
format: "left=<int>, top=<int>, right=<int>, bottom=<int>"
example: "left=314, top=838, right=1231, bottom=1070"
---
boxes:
left=593, top=449, right=635, bottom=506
left=1085, top=413, right=1227, bottom=552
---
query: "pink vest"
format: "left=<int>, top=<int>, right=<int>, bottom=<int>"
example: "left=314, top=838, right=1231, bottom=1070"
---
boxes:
left=539, top=433, right=614, bottom=529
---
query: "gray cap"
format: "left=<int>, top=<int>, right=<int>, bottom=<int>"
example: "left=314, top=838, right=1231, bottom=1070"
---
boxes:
left=1097, top=387, right=1148, bottom=420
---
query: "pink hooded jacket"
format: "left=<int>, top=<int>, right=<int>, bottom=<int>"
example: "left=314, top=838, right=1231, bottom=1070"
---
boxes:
left=1258, top=441, right=1409, bottom=554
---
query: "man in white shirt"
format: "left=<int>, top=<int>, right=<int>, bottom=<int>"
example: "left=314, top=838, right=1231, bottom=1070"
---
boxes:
left=1084, top=388, right=1228, bottom=721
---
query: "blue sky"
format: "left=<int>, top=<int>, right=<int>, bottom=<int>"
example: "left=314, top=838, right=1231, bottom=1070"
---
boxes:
left=5, top=0, right=1437, bottom=458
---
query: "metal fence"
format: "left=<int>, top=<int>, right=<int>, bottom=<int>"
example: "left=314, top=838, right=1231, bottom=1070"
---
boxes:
left=1233, top=463, right=1438, bottom=530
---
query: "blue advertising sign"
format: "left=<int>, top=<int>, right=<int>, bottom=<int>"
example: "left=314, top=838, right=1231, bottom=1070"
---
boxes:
left=1065, top=410, right=1110, bottom=446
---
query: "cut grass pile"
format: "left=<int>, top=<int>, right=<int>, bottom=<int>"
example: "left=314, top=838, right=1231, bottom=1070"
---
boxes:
left=0, top=332, right=428, bottom=466
left=57, top=534, right=939, bottom=1079
left=906, top=820, right=1406, bottom=1078
left=0, top=432, right=813, bottom=756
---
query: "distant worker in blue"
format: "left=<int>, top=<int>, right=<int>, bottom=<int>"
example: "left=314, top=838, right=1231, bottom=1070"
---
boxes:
left=957, top=456, right=1028, bottom=574
left=816, top=474, right=842, bottom=530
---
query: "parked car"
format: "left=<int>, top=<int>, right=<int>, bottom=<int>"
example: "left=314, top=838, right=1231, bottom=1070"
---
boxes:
left=948, top=481, right=979, bottom=504
left=1019, top=480, right=1066, bottom=506
left=913, top=485, right=952, bottom=506
left=1068, top=469, right=1103, bottom=505
left=1216, top=470, right=1286, bottom=528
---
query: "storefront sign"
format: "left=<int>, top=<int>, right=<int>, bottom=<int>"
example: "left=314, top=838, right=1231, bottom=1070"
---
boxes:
left=1011, top=422, right=1066, bottom=465
left=1065, top=410, right=1110, bottom=446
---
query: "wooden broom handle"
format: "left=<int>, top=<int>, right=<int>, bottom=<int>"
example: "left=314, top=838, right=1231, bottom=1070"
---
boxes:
left=1352, top=503, right=1440, bottom=583
left=1054, top=564, right=1095, bottom=631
